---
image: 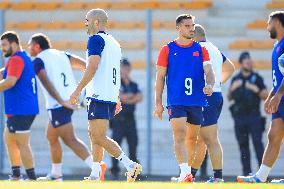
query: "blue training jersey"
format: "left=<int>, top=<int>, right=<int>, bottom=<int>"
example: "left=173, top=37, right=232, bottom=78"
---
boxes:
left=166, top=41, right=207, bottom=107
left=3, top=51, right=39, bottom=115
left=272, top=37, right=284, bottom=101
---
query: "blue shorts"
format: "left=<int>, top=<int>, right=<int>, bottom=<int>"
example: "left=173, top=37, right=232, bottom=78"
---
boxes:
left=168, top=105, right=203, bottom=125
left=272, top=100, right=284, bottom=121
left=87, top=99, right=116, bottom=120
left=48, top=107, right=73, bottom=128
left=6, top=115, right=36, bottom=133
left=202, top=92, right=223, bottom=127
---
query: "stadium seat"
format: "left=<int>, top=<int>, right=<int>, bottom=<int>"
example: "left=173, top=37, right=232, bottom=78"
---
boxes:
left=41, top=21, right=65, bottom=30
left=229, top=40, right=274, bottom=50
left=0, top=2, right=11, bottom=9
left=233, top=60, right=271, bottom=70
left=60, top=2, right=85, bottom=10
left=247, top=20, right=267, bottom=29
left=34, top=2, right=60, bottom=10
left=84, top=2, right=111, bottom=10
left=266, top=1, right=284, bottom=9
left=13, top=21, right=40, bottom=30
left=10, top=2, right=35, bottom=10
left=120, top=41, right=145, bottom=50
left=64, top=21, right=84, bottom=30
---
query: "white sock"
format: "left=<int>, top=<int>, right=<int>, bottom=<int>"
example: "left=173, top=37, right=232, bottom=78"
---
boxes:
left=51, top=163, right=62, bottom=177
left=84, top=156, right=93, bottom=169
left=179, top=163, right=191, bottom=178
left=255, top=164, right=271, bottom=182
left=90, top=162, right=101, bottom=178
left=117, top=153, right=134, bottom=171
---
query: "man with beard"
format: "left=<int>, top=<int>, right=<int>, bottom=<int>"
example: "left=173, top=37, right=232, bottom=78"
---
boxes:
left=237, top=11, right=284, bottom=184
left=228, top=52, right=268, bottom=177
left=0, top=31, right=39, bottom=180
left=154, top=14, right=215, bottom=182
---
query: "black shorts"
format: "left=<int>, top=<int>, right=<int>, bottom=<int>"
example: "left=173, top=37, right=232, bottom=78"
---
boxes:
left=87, top=100, right=116, bottom=121
left=168, top=105, right=203, bottom=125
left=6, top=115, right=36, bottom=133
left=48, top=107, right=73, bottom=128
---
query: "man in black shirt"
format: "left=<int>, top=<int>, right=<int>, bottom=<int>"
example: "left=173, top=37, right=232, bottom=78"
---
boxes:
left=110, top=58, right=143, bottom=179
left=228, top=52, right=268, bottom=176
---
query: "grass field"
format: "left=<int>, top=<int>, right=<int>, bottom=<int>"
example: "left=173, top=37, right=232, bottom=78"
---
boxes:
left=0, top=181, right=283, bottom=189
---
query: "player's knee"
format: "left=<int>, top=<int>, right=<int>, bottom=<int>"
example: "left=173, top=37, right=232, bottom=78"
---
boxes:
left=91, top=136, right=105, bottom=145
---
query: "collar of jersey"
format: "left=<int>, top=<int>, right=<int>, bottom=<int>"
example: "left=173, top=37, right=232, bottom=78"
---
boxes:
left=174, top=40, right=194, bottom=48
left=97, top=31, right=107, bottom=34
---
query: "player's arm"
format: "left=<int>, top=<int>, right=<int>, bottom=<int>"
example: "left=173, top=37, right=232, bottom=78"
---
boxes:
left=0, top=76, right=17, bottom=92
left=0, top=67, right=4, bottom=80
left=70, top=34, right=104, bottom=105
left=70, top=55, right=100, bottom=104
left=0, top=56, right=23, bottom=92
left=154, top=45, right=168, bottom=120
left=37, top=70, right=64, bottom=105
left=221, top=57, right=235, bottom=84
left=66, top=52, right=86, bottom=72
left=202, top=47, right=215, bottom=95
left=268, top=78, right=284, bottom=113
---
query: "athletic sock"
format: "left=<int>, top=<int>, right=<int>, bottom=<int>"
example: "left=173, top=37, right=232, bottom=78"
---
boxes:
left=51, top=163, right=62, bottom=177
left=12, top=166, right=21, bottom=177
left=84, top=156, right=93, bottom=169
left=26, top=168, right=36, bottom=180
left=213, top=169, right=223, bottom=179
left=191, top=168, right=198, bottom=178
left=179, top=163, right=191, bottom=178
left=90, top=162, right=101, bottom=178
left=117, top=153, right=134, bottom=171
left=255, top=164, right=271, bottom=182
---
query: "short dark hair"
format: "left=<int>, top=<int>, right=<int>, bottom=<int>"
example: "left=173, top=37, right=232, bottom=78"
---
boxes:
left=30, top=33, right=51, bottom=50
left=121, top=58, right=131, bottom=66
left=239, top=51, right=251, bottom=63
left=176, top=14, right=195, bottom=26
left=1, top=31, right=20, bottom=44
left=270, top=11, right=284, bottom=27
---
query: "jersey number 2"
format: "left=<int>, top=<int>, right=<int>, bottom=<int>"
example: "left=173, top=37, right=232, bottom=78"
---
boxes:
left=61, top=73, right=69, bottom=87
left=185, top=78, right=192, bottom=95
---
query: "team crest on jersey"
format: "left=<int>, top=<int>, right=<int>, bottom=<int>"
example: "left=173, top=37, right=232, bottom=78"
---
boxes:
left=193, top=51, right=199, bottom=57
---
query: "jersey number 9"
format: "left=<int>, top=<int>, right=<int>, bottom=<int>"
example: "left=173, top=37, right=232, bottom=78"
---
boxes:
left=185, top=78, right=192, bottom=95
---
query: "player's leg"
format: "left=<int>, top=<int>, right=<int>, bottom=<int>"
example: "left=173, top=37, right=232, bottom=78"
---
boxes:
left=87, top=100, right=141, bottom=181
left=237, top=118, right=284, bottom=183
left=4, top=127, right=22, bottom=180
left=170, top=117, right=192, bottom=181
left=188, top=132, right=206, bottom=178
left=200, top=125, right=223, bottom=182
left=15, top=132, right=36, bottom=180
left=11, top=116, right=36, bottom=180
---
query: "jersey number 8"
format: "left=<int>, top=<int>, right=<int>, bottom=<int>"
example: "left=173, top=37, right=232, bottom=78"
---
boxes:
left=185, top=78, right=192, bottom=95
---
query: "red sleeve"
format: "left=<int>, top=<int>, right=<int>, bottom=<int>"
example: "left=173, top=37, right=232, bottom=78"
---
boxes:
left=7, top=56, right=24, bottom=79
left=157, top=45, right=169, bottom=67
left=201, top=46, right=210, bottom=62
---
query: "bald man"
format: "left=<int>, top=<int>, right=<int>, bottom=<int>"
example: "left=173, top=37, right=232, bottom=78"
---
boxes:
left=70, top=9, right=142, bottom=182
left=188, top=24, right=235, bottom=182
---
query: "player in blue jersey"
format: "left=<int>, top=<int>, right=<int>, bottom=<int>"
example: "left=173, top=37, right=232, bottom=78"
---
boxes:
left=0, top=31, right=39, bottom=180
left=237, top=11, right=284, bottom=184
left=154, top=14, right=215, bottom=182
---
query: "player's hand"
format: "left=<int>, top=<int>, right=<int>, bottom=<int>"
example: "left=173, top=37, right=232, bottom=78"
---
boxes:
left=154, top=103, right=164, bottom=120
left=203, top=84, right=213, bottom=96
left=115, top=100, right=122, bottom=116
left=268, top=93, right=282, bottom=114
left=61, top=101, right=79, bottom=110
left=245, top=82, right=259, bottom=93
left=264, top=97, right=271, bottom=114
left=231, top=79, right=242, bottom=91
left=70, top=90, right=81, bottom=105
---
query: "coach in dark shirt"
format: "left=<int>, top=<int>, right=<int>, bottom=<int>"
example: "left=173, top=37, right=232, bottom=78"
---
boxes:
left=228, top=52, right=268, bottom=176
left=110, top=58, right=143, bottom=179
